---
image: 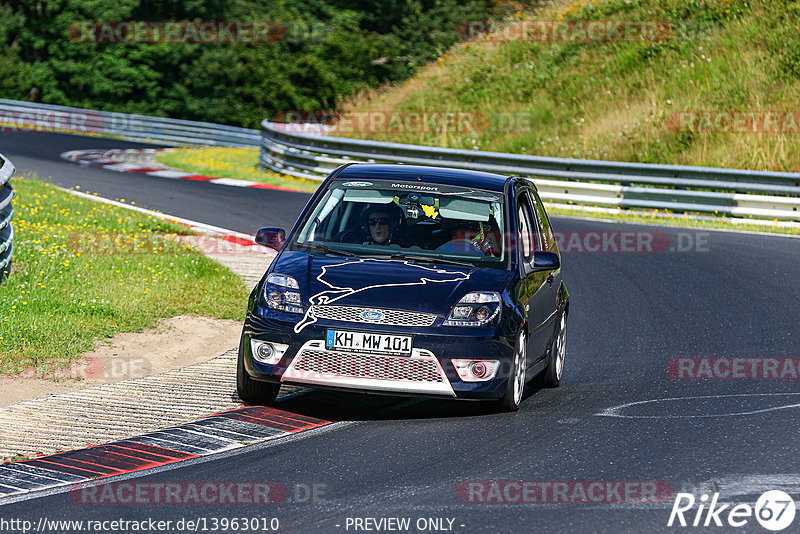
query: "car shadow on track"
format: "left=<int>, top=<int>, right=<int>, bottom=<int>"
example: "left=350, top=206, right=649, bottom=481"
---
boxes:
left=246, top=386, right=545, bottom=422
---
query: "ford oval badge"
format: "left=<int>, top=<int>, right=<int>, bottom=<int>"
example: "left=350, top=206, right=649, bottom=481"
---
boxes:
left=361, top=309, right=384, bottom=321
left=343, top=181, right=373, bottom=187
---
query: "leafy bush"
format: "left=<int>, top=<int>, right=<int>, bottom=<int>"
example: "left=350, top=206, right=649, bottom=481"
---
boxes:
left=0, top=0, right=509, bottom=127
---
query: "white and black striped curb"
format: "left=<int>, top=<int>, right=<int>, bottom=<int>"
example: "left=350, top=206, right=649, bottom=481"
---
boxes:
left=0, top=194, right=298, bottom=496
left=0, top=388, right=329, bottom=500
left=0, top=350, right=307, bottom=463
left=60, top=148, right=301, bottom=192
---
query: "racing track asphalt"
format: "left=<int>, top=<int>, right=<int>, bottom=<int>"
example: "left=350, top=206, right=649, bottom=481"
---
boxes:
left=0, top=131, right=310, bottom=232
left=1, top=131, right=800, bottom=533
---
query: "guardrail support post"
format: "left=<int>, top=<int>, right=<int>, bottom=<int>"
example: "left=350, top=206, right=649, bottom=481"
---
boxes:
left=0, top=153, right=14, bottom=283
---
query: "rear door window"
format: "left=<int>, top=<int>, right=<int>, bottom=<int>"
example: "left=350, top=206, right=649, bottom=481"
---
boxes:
left=530, top=190, right=555, bottom=252
left=516, top=193, right=539, bottom=263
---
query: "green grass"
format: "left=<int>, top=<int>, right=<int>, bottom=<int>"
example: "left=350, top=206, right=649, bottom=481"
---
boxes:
left=0, top=175, right=249, bottom=376
left=155, top=147, right=322, bottom=193
left=341, top=0, right=800, bottom=172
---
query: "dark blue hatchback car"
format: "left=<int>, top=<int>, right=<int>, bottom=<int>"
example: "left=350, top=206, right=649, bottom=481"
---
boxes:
left=238, top=164, right=568, bottom=411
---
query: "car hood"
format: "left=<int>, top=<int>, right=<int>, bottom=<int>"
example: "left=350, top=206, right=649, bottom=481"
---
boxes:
left=272, top=251, right=510, bottom=315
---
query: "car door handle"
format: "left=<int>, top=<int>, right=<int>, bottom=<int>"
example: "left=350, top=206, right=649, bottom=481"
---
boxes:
left=547, top=273, right=554, bottom=286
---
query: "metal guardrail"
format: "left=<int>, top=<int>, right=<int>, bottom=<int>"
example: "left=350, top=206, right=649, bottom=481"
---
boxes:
left=0, top=152, right=14, bottom=282
left=0, top=99, right=260, bottom=147
left=2, top=96, right=797, bottom=220
left=260, top=121, right=800, bottom=221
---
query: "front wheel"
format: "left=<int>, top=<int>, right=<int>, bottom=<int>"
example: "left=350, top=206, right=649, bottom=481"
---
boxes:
left=499, top=330, right=527, bottom=412
left=536, top=309, right=567, bottom=388
left=236, top=329, right=280, bottom=405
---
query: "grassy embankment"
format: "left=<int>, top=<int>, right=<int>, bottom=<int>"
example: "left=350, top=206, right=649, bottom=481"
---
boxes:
left=343, top=0, right=800, bottom=233
left=159, top=0, right=800, bottom=233
left=343, top=0, right=800, bottom=170
left=0, top=175, right=248, bottom=376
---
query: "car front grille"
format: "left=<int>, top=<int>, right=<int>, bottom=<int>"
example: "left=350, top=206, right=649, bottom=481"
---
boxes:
left=310, top=305, right=437, bottom=327
left=281, top=341, right=455, bottom=396
left=292, top=350, right=444, bottom=383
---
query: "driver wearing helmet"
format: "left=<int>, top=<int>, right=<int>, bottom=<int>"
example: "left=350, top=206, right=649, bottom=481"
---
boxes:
left=362, top=203, right=404, bottom=246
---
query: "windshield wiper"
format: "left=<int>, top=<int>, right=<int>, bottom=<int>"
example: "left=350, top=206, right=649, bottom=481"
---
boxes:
left=295, top=243, right=356, bottom=257
left=389, top=253, right=472, bottom=267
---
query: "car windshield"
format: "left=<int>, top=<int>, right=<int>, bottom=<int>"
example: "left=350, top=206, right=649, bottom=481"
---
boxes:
left=290, top=179, right=507, bottom=268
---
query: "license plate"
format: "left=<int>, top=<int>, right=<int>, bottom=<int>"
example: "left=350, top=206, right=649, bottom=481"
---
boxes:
left=325, top=330, right=412, bottom=356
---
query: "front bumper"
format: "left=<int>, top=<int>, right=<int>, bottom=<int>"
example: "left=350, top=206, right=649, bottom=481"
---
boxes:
left=282, top=340, right=456, bottom=396
left=243, top=310, right=515, bottom=399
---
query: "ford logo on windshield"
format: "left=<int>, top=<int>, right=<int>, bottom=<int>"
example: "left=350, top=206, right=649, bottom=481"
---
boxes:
left=361, top=310, right=384, bottom=321
left=343, top=181, right=373, bottom=187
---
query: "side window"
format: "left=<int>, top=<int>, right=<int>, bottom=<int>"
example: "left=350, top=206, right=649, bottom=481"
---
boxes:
left=516, top=193, right=538, bottom=262
left=530, top=191, right=555, bottom=251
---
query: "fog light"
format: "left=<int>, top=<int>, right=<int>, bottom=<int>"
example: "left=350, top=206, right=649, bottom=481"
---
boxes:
left=451, top=359, right=500, bottom=382
left=256, top=343, right=274, bottom=361
left=250, top=339, right=288, bottom=365
left=470, top=361, right=488, bottom=379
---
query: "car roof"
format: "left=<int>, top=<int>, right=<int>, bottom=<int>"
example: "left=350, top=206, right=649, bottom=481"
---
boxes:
left=335, top=164, right=511, bottom=193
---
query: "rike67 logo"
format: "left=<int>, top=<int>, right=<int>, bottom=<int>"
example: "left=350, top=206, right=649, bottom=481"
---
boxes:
left=668, top=490, right=796, bottom=531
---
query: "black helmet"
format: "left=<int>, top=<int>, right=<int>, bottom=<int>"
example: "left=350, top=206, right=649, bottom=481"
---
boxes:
left=361, top=203, right=404, bottom=234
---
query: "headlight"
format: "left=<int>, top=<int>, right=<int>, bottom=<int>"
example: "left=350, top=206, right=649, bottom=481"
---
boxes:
left=263, top=273, right=303, bottom=314
left=443, top=291, right=501, bottom=327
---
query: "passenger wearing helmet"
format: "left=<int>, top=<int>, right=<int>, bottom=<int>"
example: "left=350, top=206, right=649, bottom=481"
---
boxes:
left=362, top=203, right=404, bottom=246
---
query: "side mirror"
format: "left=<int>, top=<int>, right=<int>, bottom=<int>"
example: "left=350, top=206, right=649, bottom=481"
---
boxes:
left=531, top=251, right=560, bottom=271
left=255, top=227, right=286, bottom=250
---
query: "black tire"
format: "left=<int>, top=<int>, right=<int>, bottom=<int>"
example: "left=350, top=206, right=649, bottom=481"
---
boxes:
left=499, top=330, right=526, bottom=412
left=536, top=309, right=567, bottom=388
left=236, top=329, right=281, bottom=405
